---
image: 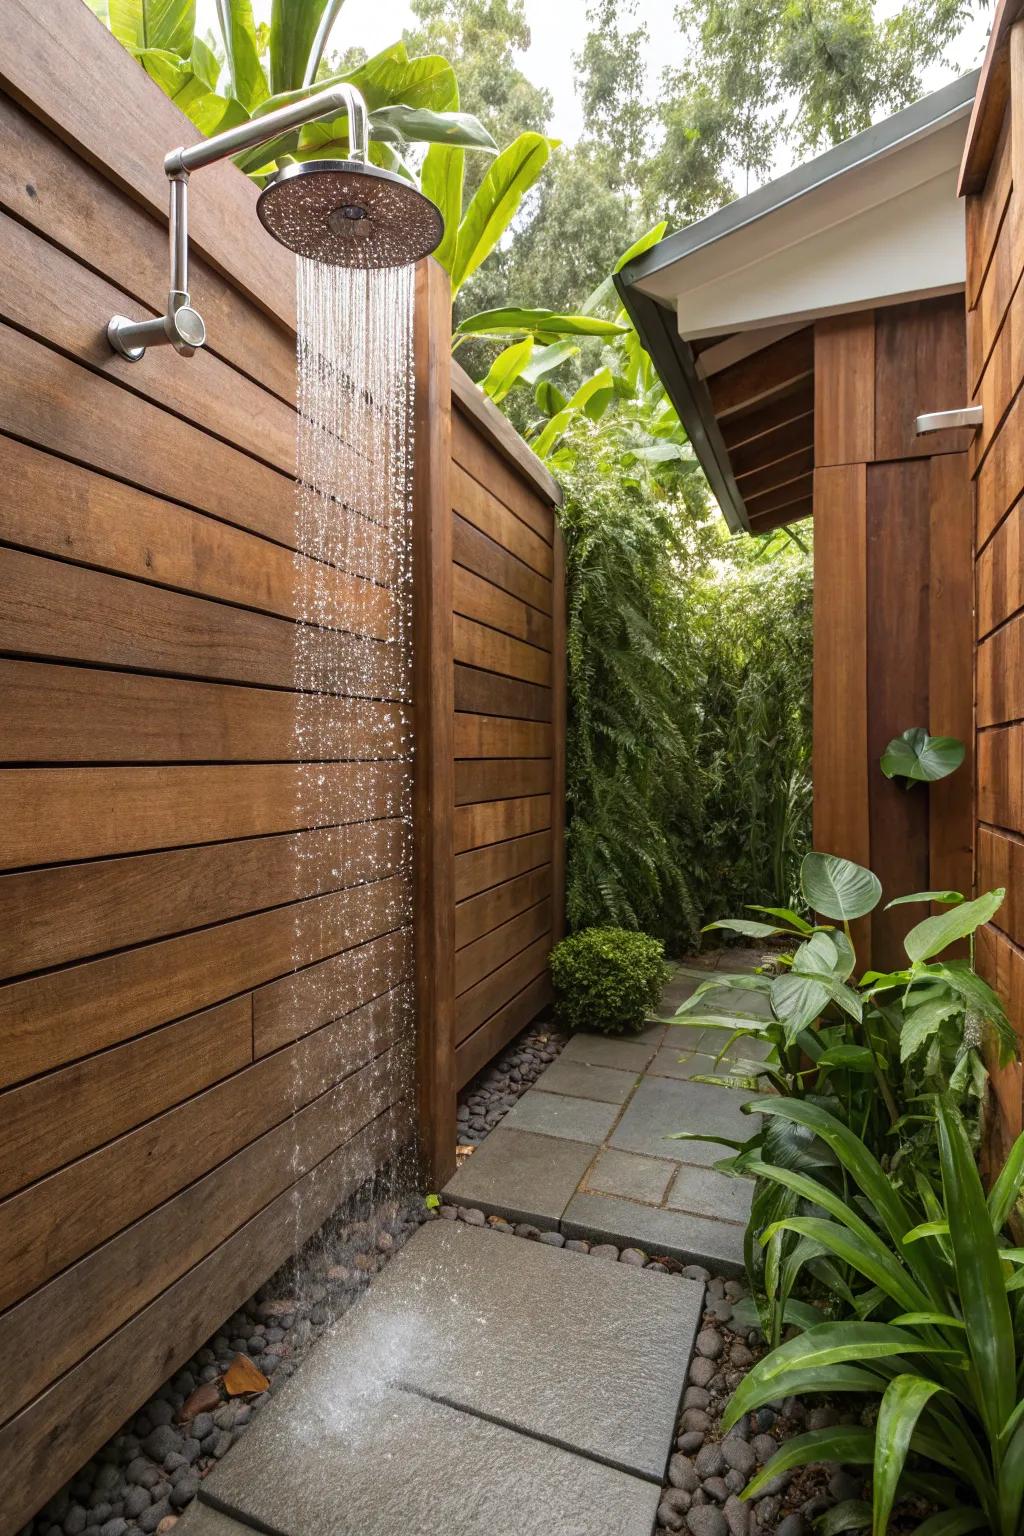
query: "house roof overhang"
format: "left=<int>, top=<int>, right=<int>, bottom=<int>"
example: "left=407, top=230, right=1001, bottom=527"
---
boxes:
left=616, top=71, right=979, bottom=533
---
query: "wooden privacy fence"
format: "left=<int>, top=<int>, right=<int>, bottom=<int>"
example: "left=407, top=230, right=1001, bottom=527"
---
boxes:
left=0, top=3, right=564, bottom=1529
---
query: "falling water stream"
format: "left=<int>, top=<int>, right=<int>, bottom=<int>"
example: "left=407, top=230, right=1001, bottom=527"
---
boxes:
left=277, top=259, right=422, bottom=1376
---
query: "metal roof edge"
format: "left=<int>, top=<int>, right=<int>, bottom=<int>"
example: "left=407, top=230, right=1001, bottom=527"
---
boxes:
left=618, top=70, right=980, bottom=295
left=615, top=275, right=750, bottom=533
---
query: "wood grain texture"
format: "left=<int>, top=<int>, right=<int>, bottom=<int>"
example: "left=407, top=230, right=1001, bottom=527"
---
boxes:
left=452, top=462, right=554, bottom=577
left=927, top=453, right=975, bottom=901
left=550, top=525, right=568, bottom=944
left=454, top=795, right=553, bottom=854
left=454, top=664, right=552, bottom=721
left=874, top=297, right=971, bottom=462
left=412, top=258, right=457, bottom=1187
left=455, top=972, right=554, bottom=1088
left=454, top=714, right=551, bottom=759
left=451, top=364, right=561, bottom=507
left=455, top=866, right=553, bottom=950
left=978, top=724, right=1024, bottom=831
left=966, top=110, right=1013, bottom=317
left=814, top=313, right=875, bottom=466
left=454, top=831, right=552, bottom=903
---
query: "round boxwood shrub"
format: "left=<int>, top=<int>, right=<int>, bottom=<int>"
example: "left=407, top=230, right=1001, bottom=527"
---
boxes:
left=549, top=926, right=667, bottom=1036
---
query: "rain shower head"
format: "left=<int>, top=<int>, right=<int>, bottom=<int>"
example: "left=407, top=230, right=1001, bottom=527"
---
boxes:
left=107, top=84, right=444, bottom=362
left=257, top=160, right=443, bottom=269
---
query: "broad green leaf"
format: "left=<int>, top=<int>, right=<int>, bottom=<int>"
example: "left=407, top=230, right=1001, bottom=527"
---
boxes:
left=521, top=341, right=578, bottom=385
left=110, top=0, right=195, bottom=52
left=268, top=0, right=343, bottom=94
left=703, top=918, right=791, bottom=938
left=890, top=1311, right=965, bottom=1329
left=456, top=307, right=627, bottom=340
left=480, top=338, right=534, bottom=406
left=900, top=992, right=962, bottom=1062
left=902, top=1220, right=949, bottom=1243
left=535, top=379, right=568, bottom=416
left=369, top=105, right=496, bottom=152
left=817, top=1044, right=875, bottom=1073
left=724, top=1321, right=941, bottom=1429
left=421, top=143, right=462, bottom=274
left=921, top=959, right=1014, bottom=1059
left=989, top=1126, right=1024, bottom=1232
left=997, top=1417, right=1024, bottom=1533
left=136, top=50, right=248, bottom=134
left=743, top=1427, right=876, bottom=1497
left=886, top=890, right=965, bottom=910
left=770, top=972, right=829, bottom=1035
left=794, top=931, right=839, bottom=973
left=581, top=220, right=668, bottom=314
left=722, top=1363, right=885, bottom=1421
left=881, top=728, right=965, bottom=784
left=904, top=889, right=1005, bottom=963
left=761, top=1215, right=927, bottom=1312
left=190, top=35, right=220, bottom=89
left=911, top=1514, right=988, bottom=1536
left=533, top=367, right=613, bottom=457
left=874, top=1376, right=945, bottom=1536
left=450, top=132, right=558, bottom=296
left=345, top=47, right=458, bottom=112
left=215, top=0, right=268, bottom=110
left=937, top=1099, right=1016, bottom=1442
left=801, top=852, right=882, bottom=922
left=817, top=1502, right=872, bottom=1535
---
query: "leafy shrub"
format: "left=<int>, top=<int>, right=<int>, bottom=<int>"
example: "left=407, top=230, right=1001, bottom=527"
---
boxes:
left=550, top=926, right=666, bottom=1035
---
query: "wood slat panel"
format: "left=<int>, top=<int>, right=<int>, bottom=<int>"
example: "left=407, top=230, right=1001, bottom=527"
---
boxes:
left=968, top=164, right=1016, bottom=392
left=875, top=297, right=971, bottom=462
left=0, top=988, right=410, bottom=1312
left=814, top=312, right=875, bottom=466
left=813, top=464, right=871, bottom=955
left=452, top=411, right=554, bottom=543
left=977, top=500, right=1024, bottom=636
left=453, top=563, right=552, bottom=648
left=927, top=453, right=974, bottom=901
left=972, top=255, right=1024, bottom=470
left=0, top=874, right=407, bottom=1087
left=455, top=866, right=552, bottom=950
left=0, top=93, right=296, bottom=405
left=452, top=463, right=554, bottom=577
left=0, top=660, right=407, bottom=767
left=0, top=1096, right=412, bottom=1536
left=978, top=614, right=1024, bottom=725
left=0, top=761, right=404, bottom=869
left=456, top=934, right=552, bottom=1043
left=454, top=614, right=550, bottom=685
left=978, top=825, right=1024, bottom=946
left=455, top=758, right=551, bottom=805
left=452, top=366, right=561, bottom=508
left=454, top=664, right=552, bottom=721
left=454, top=713, right=551, bottom=759
left=455, top=972, right=553, bottom=1089
left=454, top=832, right=551, bottom=903
left=979, top=724, right=1024, bottom=832
left=453, top=515, right=552, bottom=614
left=0, top=818, right=407, bottom=980
left=733, top=438, right=813, bottom=493
left=454, top=795, right=552, bottom=855
left=744, top=473, right=813, bottom=519
left=0, top=435, right=393, bottom=629
left=455, top=899, right=552, bottom=995
left=253, top=927, right=411, bottom=1057
left=976, top=924, right=1024, bottom=1149
left=0, top=997, right=252, bottom=1198
left=707, top=329, right=813, bottom=418
left=719, top=384, right=814, bottom=452
left=0, top=1046, right=404, bottom=1435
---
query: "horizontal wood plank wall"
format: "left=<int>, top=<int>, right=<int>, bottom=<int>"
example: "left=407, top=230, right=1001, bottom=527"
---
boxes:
left=812, top=300, right=974, bottom=974
left=0, top=25, right=416, bottom=1531
left=449, top=373, right=565, bottom=1089
left=967, top=24, right=1024, bottom=1163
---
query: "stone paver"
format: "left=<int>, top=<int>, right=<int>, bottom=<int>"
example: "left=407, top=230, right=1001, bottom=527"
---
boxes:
left=501, top=1088, right=621, bottom=1143
left=609, top=1075, right=753, bottom=1168
left=194, top=1221, right=701, bottom=1535
left=584, top=1148, right=675, bottom=1204
left=442, top=1126, right=594, bottom=1225
left=532, top=1057, right=640, bottom=1104
left=443, top=955, right=763, bottom=1268
left=562, top=1193, right=745, bottom=1274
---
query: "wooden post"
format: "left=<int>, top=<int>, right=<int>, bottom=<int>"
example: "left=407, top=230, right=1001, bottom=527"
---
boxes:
left=550, top=523, right=568, bottom=944
left=412, top=257, right=457, bottom=1189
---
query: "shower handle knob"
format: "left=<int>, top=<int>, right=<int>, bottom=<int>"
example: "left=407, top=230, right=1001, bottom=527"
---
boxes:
left=107, top=296, right=207, bottom=363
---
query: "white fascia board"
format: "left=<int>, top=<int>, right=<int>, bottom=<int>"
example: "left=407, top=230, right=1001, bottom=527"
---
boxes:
left=675, top=167, right=965, bottom=339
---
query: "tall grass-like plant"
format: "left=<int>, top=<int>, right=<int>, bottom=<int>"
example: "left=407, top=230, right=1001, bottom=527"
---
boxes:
left=728, top=1097, right=1024, bottom=1536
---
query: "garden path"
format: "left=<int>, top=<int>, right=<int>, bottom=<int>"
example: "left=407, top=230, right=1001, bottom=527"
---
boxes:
left=442, top=955, right=769, bottom=1272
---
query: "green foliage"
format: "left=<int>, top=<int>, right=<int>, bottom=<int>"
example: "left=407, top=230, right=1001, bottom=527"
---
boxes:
left=881, top=727, right=966, bottom=785
left=727, top=1099, right=1024, bottom=1536
left=549, top=926, right=667, bottom=1035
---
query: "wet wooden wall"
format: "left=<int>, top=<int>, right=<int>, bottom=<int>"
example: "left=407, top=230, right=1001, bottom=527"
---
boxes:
left=0, top=1, right=564, bottom=1527
left=961, top=4, right=1024, bottom=1165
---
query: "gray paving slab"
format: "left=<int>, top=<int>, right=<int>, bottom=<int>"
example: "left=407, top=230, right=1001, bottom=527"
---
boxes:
left=562, top=1192, right=746, bottom=1275
left=250, top=1219, right=701, bottom=1483
left=531, top=1057, right=639, bottom=1104
left=665, top=1162, right=755, bottom=1224
left=198, top=1381, right=662, bottom=1536
left=609, top=1075, right=755, bottom=1168
left=560, top=1032, right=660, bottom=1073
left=648, top=1047, right=727, bottom=1081
left=584, top=1148, right=675, bottom=1204
left=501, top=1088, right=622, bottom=1143
left=442, top=1127, right=594, bottom=1225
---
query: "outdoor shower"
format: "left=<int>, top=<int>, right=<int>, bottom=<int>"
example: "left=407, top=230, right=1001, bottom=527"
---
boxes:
left=107, top=83, right=444, bottom=361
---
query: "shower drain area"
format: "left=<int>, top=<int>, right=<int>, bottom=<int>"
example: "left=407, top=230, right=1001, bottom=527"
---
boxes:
left=178, top=1221, right=703, bottom=1536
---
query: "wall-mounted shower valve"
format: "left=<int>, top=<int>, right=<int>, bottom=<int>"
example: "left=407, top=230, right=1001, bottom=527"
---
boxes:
left=108, top=293, right=206, bottom=362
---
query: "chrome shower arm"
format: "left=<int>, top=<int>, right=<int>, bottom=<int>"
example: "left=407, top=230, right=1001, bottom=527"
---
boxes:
left=108, top=84, right=370, bottom=362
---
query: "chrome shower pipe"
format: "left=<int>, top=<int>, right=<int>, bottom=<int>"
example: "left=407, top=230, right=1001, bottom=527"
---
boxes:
left=108, top=84, right=370, bottom=362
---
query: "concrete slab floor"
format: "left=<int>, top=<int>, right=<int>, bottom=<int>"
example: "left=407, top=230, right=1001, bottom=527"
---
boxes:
left=442, top=1126, right=595, bottom=1226
left=500, top=1087, right=622, bottom=1143
left=191, top=1222, right=699, bottom=1536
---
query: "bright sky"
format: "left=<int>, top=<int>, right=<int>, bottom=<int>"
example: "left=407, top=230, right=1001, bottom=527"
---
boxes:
left=196, top=0, right=992, bottom=150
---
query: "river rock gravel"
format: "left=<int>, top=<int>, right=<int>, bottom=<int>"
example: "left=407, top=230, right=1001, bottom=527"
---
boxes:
left=455, top=1017, right=568, bottom=1146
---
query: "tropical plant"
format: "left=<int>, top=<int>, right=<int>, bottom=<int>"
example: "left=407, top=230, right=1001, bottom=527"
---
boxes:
left=85, top=0, right=557, bottom=294
left=549, top=926, right=667, bottom=1035
left=727, top=1096, right=1024, bottom=1536
left=881, top=727, right=966, bottom=786
left=669, top=851, right=1014, bottom=1338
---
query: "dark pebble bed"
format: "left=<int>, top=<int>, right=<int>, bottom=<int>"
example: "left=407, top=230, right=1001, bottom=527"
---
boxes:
left=455, top=1015, right=569, bottom=1146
